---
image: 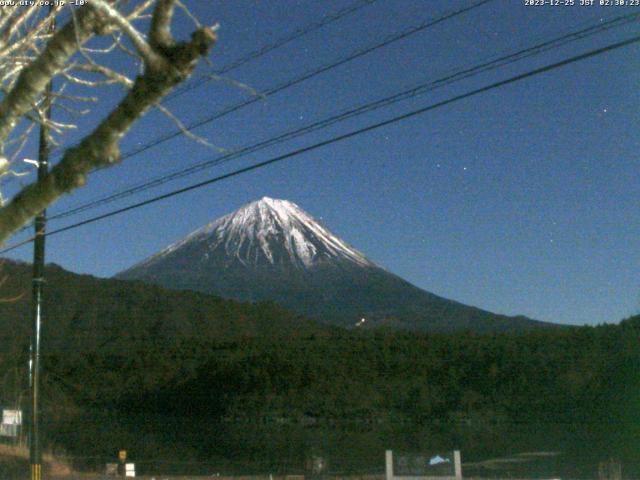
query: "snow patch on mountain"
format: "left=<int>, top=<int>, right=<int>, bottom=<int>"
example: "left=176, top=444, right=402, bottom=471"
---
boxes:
left=133, top=197, right=375, bottom=270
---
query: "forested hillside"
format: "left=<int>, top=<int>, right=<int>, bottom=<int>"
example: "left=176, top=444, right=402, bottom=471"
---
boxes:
left=0, top=259, right=637, bottom=477
left=48, top=318, right=640, bottom=477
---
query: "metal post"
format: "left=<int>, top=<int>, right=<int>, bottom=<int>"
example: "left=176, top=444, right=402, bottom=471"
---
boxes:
left=29, top=14, right=53, bottom=480
left=453, top=450, right=462, bottom=480
left=385, top=450, right=394, bottom=480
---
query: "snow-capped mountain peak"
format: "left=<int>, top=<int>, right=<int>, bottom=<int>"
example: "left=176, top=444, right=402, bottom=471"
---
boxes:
left=117, top=197, right=548, bottom=332
left=133, top=197, right=375, bottom=271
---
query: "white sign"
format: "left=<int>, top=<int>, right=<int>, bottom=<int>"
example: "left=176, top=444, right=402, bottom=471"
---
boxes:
left=125, top=463, right=135, bottom=477
left=2, top=410, right=21, bottom=425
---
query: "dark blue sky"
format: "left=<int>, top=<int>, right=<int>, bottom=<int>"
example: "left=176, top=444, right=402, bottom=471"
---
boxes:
left=3, top=0, right=640, bottom=326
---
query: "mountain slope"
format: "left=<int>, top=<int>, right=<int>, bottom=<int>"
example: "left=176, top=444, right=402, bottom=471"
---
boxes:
left=117, top=197, right=552, bottom=332
left=0, top=259, right=324, bottom=356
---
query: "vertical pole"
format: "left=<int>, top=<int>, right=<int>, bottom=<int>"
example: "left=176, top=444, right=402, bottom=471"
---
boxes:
left=453, top=450, right=462, bottom=480
left=29, top=107, right=49, bottom=480
left=29, top=10, right=54, bottom=480
left=385, top=450, right=393, bottom=480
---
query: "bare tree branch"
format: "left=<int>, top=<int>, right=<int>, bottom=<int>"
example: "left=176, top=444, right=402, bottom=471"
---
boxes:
left=69, top=63, right=134, bottom=87
left=0, top=6, right=101, bottom=150
left=150, top=0, right=176, bottom=49
left=0, top=8, right=217, bottom=243
left=89, top=0, right=165, bottom=69
left=0, top=5, right=39, bottom=49
left=156, top=103, right=223, bottom=151
left=127, top=0, right=157, bottom=22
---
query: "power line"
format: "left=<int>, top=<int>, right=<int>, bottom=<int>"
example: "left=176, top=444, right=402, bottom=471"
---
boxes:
left=5, top=0, right=496, bottom=229
left=1, top=32, right=638, bottom=254
left=46, top=0, right=494, bottom=171
left=3, top=0, right=498, bottom=238
left=0, top=0, right=378, bottom=192
left=46, top=11, right=640, bottom=222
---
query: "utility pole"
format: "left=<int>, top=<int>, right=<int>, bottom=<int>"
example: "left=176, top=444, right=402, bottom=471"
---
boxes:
left=29, top=90, right=50, bottom=480
left=29, top=9, right=54, bottom=480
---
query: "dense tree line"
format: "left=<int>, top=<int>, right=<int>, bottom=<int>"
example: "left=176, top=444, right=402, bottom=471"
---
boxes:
left=112, top=318, right=639, bottom=429
left=33, top=315, right=638, bottom=476
left=0, top=260, right=637, bottom=476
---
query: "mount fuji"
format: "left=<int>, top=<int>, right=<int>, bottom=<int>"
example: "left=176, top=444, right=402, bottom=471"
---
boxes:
left=116, top=197, right=550, bottom=332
